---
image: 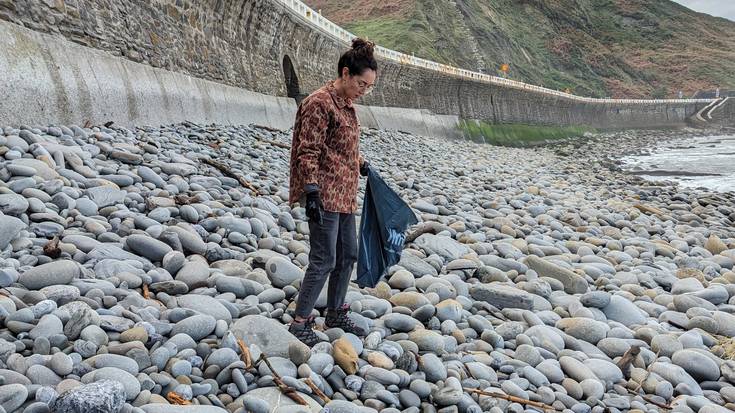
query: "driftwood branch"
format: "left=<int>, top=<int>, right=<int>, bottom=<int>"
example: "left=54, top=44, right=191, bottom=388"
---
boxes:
left=632, top=350, right=660, bottom=394
left=304, top=378, right=331, bottom=404
left=253, top=124, right=283, bottom=133
left=625, top=388, right=672, bottom=410
left=257, top=137, right=290, bottom=149
left=259, top=354, right=308, bottom=406
left=264, top=139, right=290, bottom=149
left=43, top=236, right=61, bottom=258
left=183, top=120, right=203, bottom=129
left=166, top=392, right=192, bottom=405
left=251, top=125, right=290, bottom=148
left=624, top=349, right=672, bottom=411
left=464, top=388, right=559, bottom=412
left=634, top=203, right=664, bottom=216
left=616, top=345, right=641, bottom=379
left=405, top=222, right=455, bottom=243
left=201, top=157, right=258, bottom=194
left=236, top=338, right=253, bottom=369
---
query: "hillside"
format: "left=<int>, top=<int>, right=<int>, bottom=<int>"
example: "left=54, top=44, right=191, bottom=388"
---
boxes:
left=304, top=0, right=735, bottom=98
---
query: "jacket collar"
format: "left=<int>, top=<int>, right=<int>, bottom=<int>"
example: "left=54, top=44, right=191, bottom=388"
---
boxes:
left=326, top=80, right=353, bottom=109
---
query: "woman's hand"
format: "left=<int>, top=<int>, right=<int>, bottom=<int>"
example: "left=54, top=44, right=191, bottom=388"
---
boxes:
left=360, top=160, right=370, bottom=177
left=305, top=190, right=323, bottom=224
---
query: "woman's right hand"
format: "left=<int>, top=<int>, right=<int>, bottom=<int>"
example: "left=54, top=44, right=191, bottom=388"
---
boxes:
left=306, top=190, right=323, bottom=224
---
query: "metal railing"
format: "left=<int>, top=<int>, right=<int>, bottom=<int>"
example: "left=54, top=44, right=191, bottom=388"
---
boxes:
left=277, top=0, right=715, bottom=105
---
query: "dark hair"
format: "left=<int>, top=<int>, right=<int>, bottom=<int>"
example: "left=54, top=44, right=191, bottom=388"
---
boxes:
left=337, top=38, right=378, bottom=77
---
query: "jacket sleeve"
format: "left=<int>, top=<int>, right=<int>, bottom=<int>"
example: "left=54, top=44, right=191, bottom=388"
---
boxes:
left=295, top=98, right=330, bottom=187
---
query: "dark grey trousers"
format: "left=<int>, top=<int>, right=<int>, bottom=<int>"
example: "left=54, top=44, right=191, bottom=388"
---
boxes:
left=295, top=212, right=358, bottom=318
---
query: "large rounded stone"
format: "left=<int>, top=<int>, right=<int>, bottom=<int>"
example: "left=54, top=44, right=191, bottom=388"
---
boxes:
left=171, top=315, right=216, bottom=341
left=470, top=284, right=536, bottom=310
left=651, top=334, right=683, bottom=358
left=705, top=234, right=728, bottom=255
left=232, top=315, right=309, bottom=359
left=126, top=234, right=173, bottom=262
left=514, top=344, right=543, bottom=367
left=166, top=226, right=207, bottom=255
left=49, top=352, right=74, bottom=376
left=524, top=255, right=588, bottom=294
left=390, top=292, right=431, bottom=310
left=525, top=324, right=565, bottom=350
left=408, top=330, right=445, bottom=353
left=671, top=349, right=720, bottom=382
left=383, top=313, right=421, bottom=332
left=177, top=295, right=232, bottom=323
left=0, top=215, right=26, bottom=250
left=556, top=318, right=610, bottom=344
left=19, top=260, right=80, bottom=290
left=579, top=291, right=611, bottom=308
left=175, top=260, right=210, bottom=289
left=206, top=348, right=239, bottom=369
left=84, top=368, right=140, bottom=400
left=214, top=275, right=264, bottom=298
left=650, top=362, right=703, bottom=395
left=265, top=256, right=303, bottom=288
left=388, top=270, right=415, bottom=289
left=245, top=387, right=322, bottom=413
left=87, top=186, right=125, bottom=208
left=88, top=354, right=140, bottom=375
left=435, top=299, right=462, bottom=323
left=582, top=359, right=623, bottom=385
left=602, top=295, right=646, bottom=325
left=52, top=380, right=126, bottom=413
left=26, top=364, right=61, bottom=386
left=418, top=353, right=447, bottom=382
left=0, top=383, right=28, bottom=412
left=257, top=357, right=297, bottom=378
left=0, top=194, right=29, bottom=215
left=29, top=314, right=63, bottom=339
left=560, top=356, right=598, bottom=382
left=141, top=406, right=229, bottom=413
left=413, top=234, right=471, bottom=261
left=333, top=337, right=358, bottom=375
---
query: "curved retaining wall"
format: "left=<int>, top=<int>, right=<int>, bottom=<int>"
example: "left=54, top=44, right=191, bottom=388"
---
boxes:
left=709, top=98, right=734, bottom=127
left=0, top=0, right=724, bottom=133
left=0, top=20, right=296, bottom=130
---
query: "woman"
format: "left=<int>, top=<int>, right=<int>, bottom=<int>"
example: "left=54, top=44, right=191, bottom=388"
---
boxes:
left=288, top=38, right=377, bottom=346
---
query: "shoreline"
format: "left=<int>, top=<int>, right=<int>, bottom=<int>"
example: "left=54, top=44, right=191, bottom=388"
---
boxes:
left=594, top=128, right=735, bottom=195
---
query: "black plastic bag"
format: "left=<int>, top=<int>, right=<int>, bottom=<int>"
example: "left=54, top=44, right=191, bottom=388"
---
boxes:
left=356, top=167, right=418, bottom=288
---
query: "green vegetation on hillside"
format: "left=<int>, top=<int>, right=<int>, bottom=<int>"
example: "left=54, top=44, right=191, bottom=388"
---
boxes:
left=306, top=0, right=735, bottom=98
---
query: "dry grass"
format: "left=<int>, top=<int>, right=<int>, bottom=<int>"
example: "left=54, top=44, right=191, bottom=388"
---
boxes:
left=714, top=335, right=735, bottom=361
left=304, top=0, right=414, bottom=24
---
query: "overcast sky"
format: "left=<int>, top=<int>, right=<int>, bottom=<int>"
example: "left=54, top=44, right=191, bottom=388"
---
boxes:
left=672, top=0, right=735, bottom=21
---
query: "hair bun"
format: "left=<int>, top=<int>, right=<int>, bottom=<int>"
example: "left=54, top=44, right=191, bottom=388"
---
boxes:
left=351, top=38, right=375, bottom=55
left=337, top=37, right=378, bottom=77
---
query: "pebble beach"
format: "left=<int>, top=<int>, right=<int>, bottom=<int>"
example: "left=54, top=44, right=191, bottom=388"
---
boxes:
left=0, top=123, right=734, bottom=413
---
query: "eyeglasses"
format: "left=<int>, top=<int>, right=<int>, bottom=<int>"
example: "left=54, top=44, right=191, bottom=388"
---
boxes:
left=355, top=78, right=375, bottom=95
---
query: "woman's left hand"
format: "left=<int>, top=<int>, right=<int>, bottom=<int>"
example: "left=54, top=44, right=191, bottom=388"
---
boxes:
left=360, top=160, right=370, bottom=176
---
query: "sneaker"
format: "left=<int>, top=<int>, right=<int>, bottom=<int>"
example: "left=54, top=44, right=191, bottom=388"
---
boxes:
left=288, top=316, right=320, bottom=347
left=325, top=304, right=366, bottom=336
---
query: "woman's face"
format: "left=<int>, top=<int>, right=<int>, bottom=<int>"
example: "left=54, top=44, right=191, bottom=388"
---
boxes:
left=341, top=68, right=376, bottom=100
